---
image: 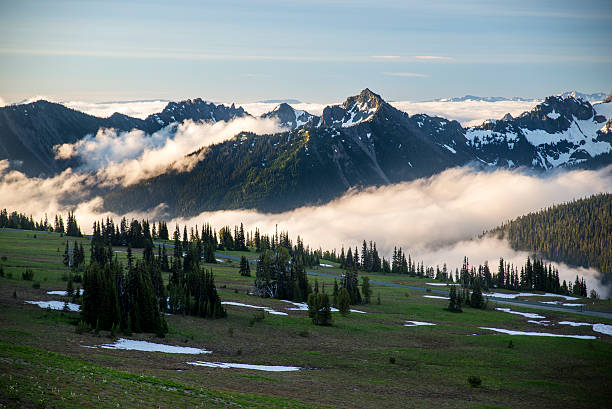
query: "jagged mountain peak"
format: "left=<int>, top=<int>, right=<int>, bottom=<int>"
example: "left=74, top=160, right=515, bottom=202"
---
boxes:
left=320, top=88, right=390, bottom=128
left=342, top=88, right=386, bottom=111
left=261, top=103, right=317, bottom=130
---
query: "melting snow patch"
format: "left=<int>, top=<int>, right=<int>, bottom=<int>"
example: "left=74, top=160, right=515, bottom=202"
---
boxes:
left=215, top=258, right=225, bottom=263
left=495, top=307, right=545, bottom=319
left=562, top=303, right=583, bottom=307
left=188, top=361, right=301, bottom=371
left=47, top=290, right=66, bottom=296
left=528, top=320, right=552, bottom=326
left=319, top=263, right=333, bottom=267
left=593, top=324, right=612, bottom=336
left=485, top=292, right=579, bottom=300
left=479, top=327, right=596, bottom=339
left=426, top=282, right=459, bottom=286
left=558, top=321, right=591, bottom=327
left=88, top=338, right=211, bottom=354
left=221, top=301, right=288, bottom=316
left=25, top=300, right=80, bottom=312
left=404, top=320, right=436, bottom=327
left=423, top=295, right=450, bottom=300
left=280, top=300, right=366, bottom=313
left=558, top=322, right=612, bottom=336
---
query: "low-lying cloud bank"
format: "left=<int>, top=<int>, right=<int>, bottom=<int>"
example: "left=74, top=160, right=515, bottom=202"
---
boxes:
left=166, top=166, right=612, bottom=296
left=53, top=116, right=284, bottom=187
left=1, top=149, right=610, bottom=294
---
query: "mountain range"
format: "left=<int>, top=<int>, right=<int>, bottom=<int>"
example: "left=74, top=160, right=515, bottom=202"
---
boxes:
left=427, top=91, right=608, bottom=103
left=1, top=88, right=611, bottom=216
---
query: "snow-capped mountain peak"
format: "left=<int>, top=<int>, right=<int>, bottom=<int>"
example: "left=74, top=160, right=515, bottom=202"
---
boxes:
left=260, top=103, right=317, bottom=130
left=319, top=88, right=387, bottom=128
left=466, top=96, right=612, bottom=169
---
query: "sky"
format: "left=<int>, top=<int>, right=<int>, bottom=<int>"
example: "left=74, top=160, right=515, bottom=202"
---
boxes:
left=0, top=0, right=611, bottom=103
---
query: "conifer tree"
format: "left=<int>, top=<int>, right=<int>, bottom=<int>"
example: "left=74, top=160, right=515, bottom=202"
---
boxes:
left=337, top=288, right=351, bottom=316
left=239, top=256, right=251, bottom=276
left=361, top=276, right=372, bottom=304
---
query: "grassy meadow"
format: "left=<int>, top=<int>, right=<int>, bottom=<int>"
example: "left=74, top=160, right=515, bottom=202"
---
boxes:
left=1, top=228, right=611, bottom=408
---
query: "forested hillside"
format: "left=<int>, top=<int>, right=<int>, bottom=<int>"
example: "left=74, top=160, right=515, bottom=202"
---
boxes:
left=491, top=193, right=611, bottom=274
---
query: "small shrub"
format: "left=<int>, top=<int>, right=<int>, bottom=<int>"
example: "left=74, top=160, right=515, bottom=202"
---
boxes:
left=426, top=288, right=432, bottom=292
left=75, top=320, right=91, bottom=334
left=0, top=264, right=4, bottom=277
left=376, top=292, right=381, bottom=305
left=404, top=292, right=410, bottom=297
left=508, top=340, right=514, bottom=349
left=7, top=272, right=13, bottom=279
left=234, top=288, right=239, bottom=294
left=249, top=311, right=266, bottom=326
left=32, top=282, right=40, bottom=289
left=298, top=330, right=310, bottom=338
left=33, top=234, right=37, bottom=239
left=228, top=327, right=234, bottom=337
left=110, top=324, right=118, bottom=339
left=1, top=256, right=7, bottom=261
left=236, top=348, right=242, bottom=356
left=12, top=290, right=17, bottom=298
left=468, top=376, right=482, bottom=388
left=22, top=269, right=34, bottom=281
left=73, top=274, right=82, bottom=283
left=389, top=357, right=396, bottom=364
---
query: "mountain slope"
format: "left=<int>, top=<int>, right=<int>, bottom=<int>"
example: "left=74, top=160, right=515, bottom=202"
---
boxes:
left=260, top=103, right=317, bottom=130
left=489, top=193, right=612, bottom=275
left=466, top=96, right=612, bottom=169
left=103, top=89, right=475, bottom=215
left=0, top=99, right=248, bottom=176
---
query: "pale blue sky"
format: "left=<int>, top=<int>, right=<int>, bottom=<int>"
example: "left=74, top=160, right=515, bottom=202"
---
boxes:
left=0, top=0, right=610, bottom=103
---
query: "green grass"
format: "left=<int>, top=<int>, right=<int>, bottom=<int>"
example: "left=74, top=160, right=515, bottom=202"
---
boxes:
left=1, top=229, right=611, bottom=408
left=0, top=344, right=313, bottom=408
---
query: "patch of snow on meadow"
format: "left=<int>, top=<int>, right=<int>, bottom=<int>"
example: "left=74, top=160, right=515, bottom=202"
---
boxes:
left=527, top=320, right=551, bottom=326
left=215, top=258, right=225, bottom=263
left=593, top=324, right=612, bottom=336
left=479, top=327, right=596, bottom=340
left=280, top=300, right=366, bottom=313
left=558, top=322, right=612, bottom=336
left=89, top=338, right=211, bottom=354
left=426, top=282, right=459, bottom=286
left=221, top=301, right=288, bottom=316
left=187, top=361, right=301, bottom=371
left=319, top=263, right=333, bottom=267
left=558, top=321, right=591, bottom=327
left=495, top=307, right=545, bottom=319
left=47, top=290, right=68, bottom=296
left=404, top=320, right=436, bottom=327
left=485, top=292, right=579, bottom=301
left=25, top=300, right=80, bottom=312
left=423, top=295, right=450, bottom=300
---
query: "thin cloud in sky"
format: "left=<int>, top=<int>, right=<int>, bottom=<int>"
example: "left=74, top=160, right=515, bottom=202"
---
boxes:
left=371, top=55, right=401, bottom=59
left=383, top=72, right=429, bottom=78
left=414, top=55, right=453, bottom=61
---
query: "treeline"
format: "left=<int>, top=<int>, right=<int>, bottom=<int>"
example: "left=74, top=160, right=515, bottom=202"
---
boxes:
left=167, top=225, right=226, bottom=318
left=454, top=256, right=588, bottom=297
left=0, top=209, right=81, bottom=237
left=81, top=218, right=226, bottom=335
left=490, top=193, right=611, bottom=275
left=82, top=232, right=168, bottom=335
left=323, top=240, right=435, bottom=277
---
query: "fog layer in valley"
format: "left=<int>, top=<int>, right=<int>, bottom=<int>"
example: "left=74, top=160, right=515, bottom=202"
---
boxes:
left=1, top=97, right=610, bottom=295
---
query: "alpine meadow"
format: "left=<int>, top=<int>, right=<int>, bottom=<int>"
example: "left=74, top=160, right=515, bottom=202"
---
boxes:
left=1, top=1, right=612, bottom=408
